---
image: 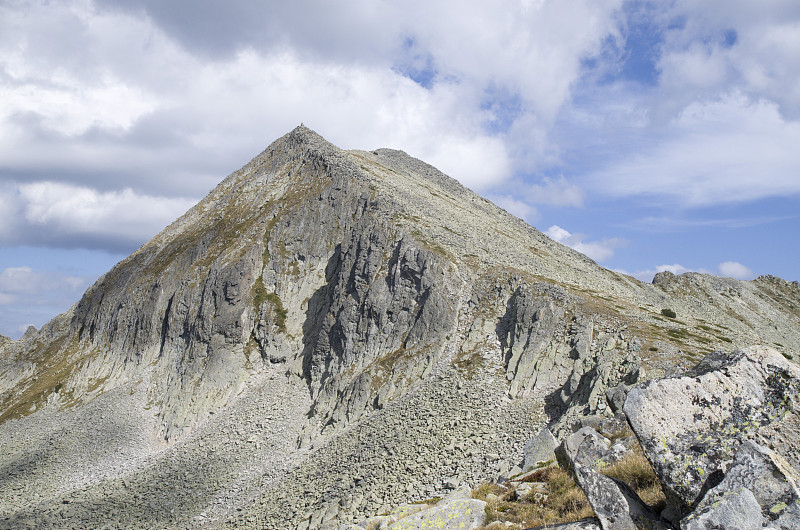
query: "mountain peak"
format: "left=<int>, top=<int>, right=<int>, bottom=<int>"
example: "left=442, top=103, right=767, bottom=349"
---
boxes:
left=2, top=128, right=799, bottom=529
left=268, top=123, right=339, bottom=158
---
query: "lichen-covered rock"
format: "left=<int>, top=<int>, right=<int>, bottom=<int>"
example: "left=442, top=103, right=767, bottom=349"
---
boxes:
left=386, top=498, right=486, bottom=529
left=556, top=427, right=611, bottom=471
left=523, top=428, right=558, bottom=471
left=680, top=487, right=764, bottom=530
left=681, top=440, right=800, bottom=529
left=624, top=346, right=800, bottom=519
left=573, top=464, right=666, bottom=530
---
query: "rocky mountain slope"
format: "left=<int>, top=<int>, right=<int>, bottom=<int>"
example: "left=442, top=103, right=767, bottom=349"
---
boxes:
left=1, top=126, right=799, bottom=529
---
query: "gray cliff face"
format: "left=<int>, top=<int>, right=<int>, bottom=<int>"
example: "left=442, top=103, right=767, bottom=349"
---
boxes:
left=1, top=126, right=800, bottom=529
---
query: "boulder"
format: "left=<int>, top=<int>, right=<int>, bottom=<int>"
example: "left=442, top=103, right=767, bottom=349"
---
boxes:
left=522, top=428, right=558, bottom=471
left=681, top=440, right=800, bottom=529
left=680, top=487, right=764, bottom=530
left=386, top=498, right=486, bottom=529
left=573, top=465, right=667, bottom=530
left=442, top=484, right=473, bottom=502
left=556, top=427, right=610, bottom=471
left=606, top=384, right=632, bottom=414
left=624, top=346, right=800, bottom=519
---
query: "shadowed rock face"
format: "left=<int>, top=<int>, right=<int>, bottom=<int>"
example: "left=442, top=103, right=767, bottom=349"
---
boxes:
left=1, top=127, right=800, bottom=529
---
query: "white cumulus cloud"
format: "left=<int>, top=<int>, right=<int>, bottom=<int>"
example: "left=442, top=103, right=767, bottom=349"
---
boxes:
left=718, top=261, right=754, bottom=280
left=0, top=266, right=90, bottom=305
left=0, top=182, right=196, bottom=251
left=545, top=225, right=625, bottom=262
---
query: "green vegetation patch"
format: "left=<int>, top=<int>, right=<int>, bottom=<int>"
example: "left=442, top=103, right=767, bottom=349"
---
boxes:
left=266, top=292, right=287, bottom=333
left=252, top=276, right=268, bottom=310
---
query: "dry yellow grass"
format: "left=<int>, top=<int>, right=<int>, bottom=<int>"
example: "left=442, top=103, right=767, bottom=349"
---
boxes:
left=473, top=467, right=594, bottom=529
left=599, top=447, right=666, bottom=510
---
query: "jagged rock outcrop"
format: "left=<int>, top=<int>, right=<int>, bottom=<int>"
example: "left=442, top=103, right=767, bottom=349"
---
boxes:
left=2, top=127, right=800, bottom=529
left=624, top=346, right=800, bottom=521
left=681, top=440, right=800, bottom=529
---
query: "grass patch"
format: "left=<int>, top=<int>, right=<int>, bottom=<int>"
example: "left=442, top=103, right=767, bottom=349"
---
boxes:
left=252, top=276, right=268, bottom=309
left=265, top=292, right=287, bottom=333
left=474, top=467, right=593, bottom=529
left=600, top=450, right=666, bottom=510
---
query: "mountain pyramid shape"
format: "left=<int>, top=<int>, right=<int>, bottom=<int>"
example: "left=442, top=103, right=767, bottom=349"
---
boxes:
left=1, top=126, right=799, bottom=528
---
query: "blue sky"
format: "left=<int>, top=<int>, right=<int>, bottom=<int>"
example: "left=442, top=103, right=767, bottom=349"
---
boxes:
left=1, top=0, right=799, bottom=338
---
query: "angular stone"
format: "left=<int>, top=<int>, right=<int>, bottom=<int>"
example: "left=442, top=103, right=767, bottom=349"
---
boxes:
left=556, top=427, right=610, bottom=472
left=441, top=484, right=472, bottom=502
left=606, top=384, right=632, bottom=414
left=573, top=465, right=666, bottom=530
left=523, top=428, right=558, bottom=471
left=599, top=436, right=640, bottom=468
left=624, top=346, right=800, bottom=518
left=680, top=487, right=764, bottom=530
left=387, top=498, right=486, bottom=530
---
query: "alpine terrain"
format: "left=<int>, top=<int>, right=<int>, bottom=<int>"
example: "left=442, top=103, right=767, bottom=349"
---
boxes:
left=1, top=126, right=799, bottom=529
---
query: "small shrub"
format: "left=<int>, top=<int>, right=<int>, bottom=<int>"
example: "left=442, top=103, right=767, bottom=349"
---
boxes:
left=661, top=308, right=677, bottom=319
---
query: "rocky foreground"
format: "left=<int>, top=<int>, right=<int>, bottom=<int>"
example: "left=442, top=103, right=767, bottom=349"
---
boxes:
left=1, top=127, right=799, bottom=529
left=344, top=346, right=799, bottom=530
